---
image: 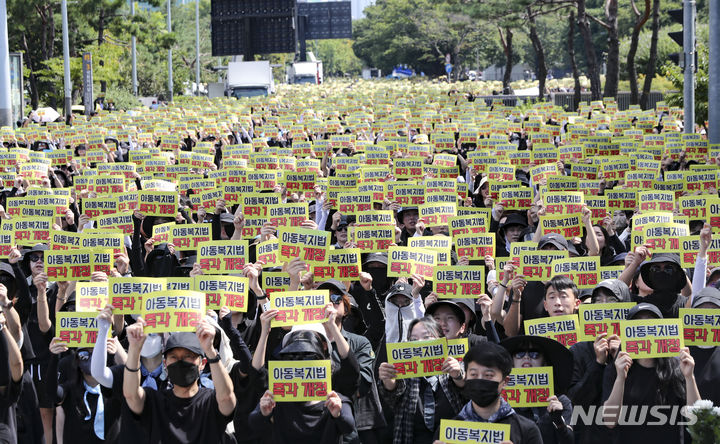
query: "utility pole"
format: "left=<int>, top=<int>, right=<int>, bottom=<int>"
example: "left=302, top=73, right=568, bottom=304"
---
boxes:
left=167, top=0, right=173, bottom=102
left=131, top=0, right=137, bottom=96
left=683, top=0, right=695, bottom=133
left=195, top=0, right=200, bottom=96
left=62, top=0, right=72, bottom=119
left=0, top=0, right=12, bottom=126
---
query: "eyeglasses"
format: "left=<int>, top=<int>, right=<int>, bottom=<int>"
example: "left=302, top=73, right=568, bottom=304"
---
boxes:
left=28, top=254, right=43, bottom=263
left=77, top=350, right=90, bottom=361
left=513, top=350, right=541, bottom=359
left=330, top=293, right=343, bottom=305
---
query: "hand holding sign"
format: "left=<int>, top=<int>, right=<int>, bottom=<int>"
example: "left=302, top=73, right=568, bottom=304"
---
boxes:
left=259, top=391, right=276, bottom=417
left=678, top=347, right=695, bottom=380
left=378, top=362, right=398, bottom=391
left=615, top=351, right=632, bottom=381
left=196, top=318, right=216, bottom=357
left=325, top=391, right=342, bottom=418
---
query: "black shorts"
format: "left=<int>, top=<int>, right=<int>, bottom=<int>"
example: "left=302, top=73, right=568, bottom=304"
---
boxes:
left=27, top=362, right=53, bottom=409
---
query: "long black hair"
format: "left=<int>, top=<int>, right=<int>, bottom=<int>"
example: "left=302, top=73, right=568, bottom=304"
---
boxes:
left=655, top=356, right=685, bottom=405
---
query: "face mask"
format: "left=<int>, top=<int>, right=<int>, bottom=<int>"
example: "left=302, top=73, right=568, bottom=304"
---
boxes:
left=141, top=334, right=163, bottom=358
left=463, top=378, right=501, bottom=407
left=368, top=268, right=391, bottom=295
left=78, top=357, right=92, bottom=375
left=648, top=270, right=681, bottom=292
left=166, top=360, right=200, bottom=388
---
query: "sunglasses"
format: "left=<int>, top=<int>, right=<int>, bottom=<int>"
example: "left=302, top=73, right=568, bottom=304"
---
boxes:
left=330, top=293, right=343, bottom=304
left=514, top=350, right=541, bottom=359
left=28, top=254, right=43, bottom=263
left=649, top=264, right=676, bottom=274
left=77, top=350, right=90, bottom=361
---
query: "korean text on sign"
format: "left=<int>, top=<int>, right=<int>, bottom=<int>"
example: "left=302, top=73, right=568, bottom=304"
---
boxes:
left=270, top=290, right=330, bottom=327
left=620, top=318, right=684, bottom=359
left=268, top=360, right=332, bottom=402
left=524, top=315, right=579, bottom=348
left=502, top=366, right=555, bottom=408
left=141, top=290, right=206, bottom=334
left=386, top=338, right=448, bottom=379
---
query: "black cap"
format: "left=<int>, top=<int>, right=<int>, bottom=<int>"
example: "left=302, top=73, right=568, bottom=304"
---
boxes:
left=426, top=300, right=466, bottom=325
left=164, top=332, right=204, bottom=356
left=386, top=283, right=413, bottom=301
left=362, top=252, right=388, bottom=268
left=691, top=287, right=720, bottom=309
left=627, top=302, right=663, bottom=320
left=538, top=233, right=569, bottom=251
left=499, top=213, right=529, bottom=233
left=396, top=206, right=419, bottom=221
left=317, top=279, right=350, bottom=296
left=639, top=253, right=685, bottom=293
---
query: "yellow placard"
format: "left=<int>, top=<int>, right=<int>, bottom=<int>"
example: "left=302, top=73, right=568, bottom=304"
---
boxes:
left=578, top=302, right=636, bottom=341
left=439, top=419, right=510, bottom=444
left=141, top=290, right=206, bottom=333
left=137, top=190, right=178, bottom=217
left=679, top=235, right=720, bottom=268
left=454, top=233, right=495, bottom=260
left=256, top=239, right=281, bottom=268
left=351, top=225, right=395, bottom=252
left=543, top=191, right=584, bottom=216
left=270, top=290, right=330, bottom=327
left=387, top=246, right=436, bottom=280
left=170, top=224, right=212, bottom=250
left=539, top=213, right=582, bottom=239
left=551, top=256, right=600, bottom=289
left=262, top=272, right=291, bottom=295
left=108, top=277, right=167, bottom=314
left=518, top=251, right=568, bottom=281
left=12, top=217, right=52, bottom=246
left=631, top=222, right=689, bottom=253
left=44, top=248, right=113, bottom=281
left=501, top=366, right=555, bottom=408
left=448, top=212, right=490, bottom=238
left=356, top=210, right=395, bottom=226
left=196, top=240, right=249, bottom=274
left=447, top=338, right=469, bottom=363
left=680, top=308, right=720, bottom=346
left=95, top=211, right=134, bottom=235
left=419, top=202, right=457, bottom=227
left=194, top=275, right=249, bottom=311
left=56, top=312, right=109, bottom=348
left=338, top=192, right=374, bottom=215
left=620, top=318, right=684, bottom=358
left=278, top=227, right=331, bottom=265
left=268, top=360, right=332, bottom=402
left=312, top=248, right=362, bottom=282
left=524, top=314, right=579, bottom=348
left=498, top=187, right=533, bottom=211
left=75, top=282, right=110, bottom=312
left=267, top=202, right=308, bottom=227
left=386, top=338, right=448, bottom=379
left=433, top=266, right=484, bottom=298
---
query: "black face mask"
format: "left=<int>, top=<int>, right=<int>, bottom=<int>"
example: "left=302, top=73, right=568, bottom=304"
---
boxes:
left=463, top=378, right=501, bottom=407
left=166, top=360, right=200, bottom=387
left=368, top=268, right=391, bottom=295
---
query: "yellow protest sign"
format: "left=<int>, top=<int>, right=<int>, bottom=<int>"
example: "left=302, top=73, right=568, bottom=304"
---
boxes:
left=447, top=338, right=469, bottom=363
left=539, top=213, right=582, bottom=239
left=501, top=366, right=555, bottom=408
left=95, top=211, right=134, bottom=235
left=631, top=222, right=689, bottom=253
left=12, top=217, right=52, bottom=246
left=419, top=202, right=457, bottom=227
left=170, top=224, right=212, bottom=250
left=312, top=248, right=362, bottom=282
left=45, top=248, right=113, bottom=281
left=197, top=240, right=249, bottom=274
left=270, top=290, right=330, bottom=327
left=638, top=191, right=675, bottom=212
left=81, top=232, right=124, bottom=255
left=388, top=246, right=437, bottom=280
left=108, top=277, right=167, bottom=314
left=76, top=282, right=110, bottom=312
left=454, top=233, right=495, bottom=260
left=433, top=266, right=485, bottom=298
left=338, top=192, right=374, bottom=215
left=194, top=275, right=249, bottom=311
left=356, top=210, right=394, bottom=226
left=141, top=290, right=205, bottom=333
left=269, top=360, right=332, bottom=402
left=386, top=338, right=448, bottom=379
left=439, top=419, right=510, bottom=444
left=620, top=318, right=684, bottom=359
left=267, top=202, right=308, bottom=227
left=498, top=187, right=533, bottom=211
left=262, top=272, right=291, bottom=295
left=350, top=225, right=395, bottom=252
left=551, top=256, right=600, bottom=289
left=578, top=302, right=636, bottom=341
left=166, top=277, right=193, bottom=291
left=256, top=239, right=281, bottom=268
left=518, top=250, right=568, bottom=281
left=448, top=212, right=490, bottom=238
left=56, top=312, right=108, bottom=348
left=524, top=314, right=579, bottom=347
left=278, top=227, right=331, bottom=265
left=680, top=308, right=720, bottom=346
left=543, top=192, right=584, bottom=216
left=679, top=235, right=720, bottom=268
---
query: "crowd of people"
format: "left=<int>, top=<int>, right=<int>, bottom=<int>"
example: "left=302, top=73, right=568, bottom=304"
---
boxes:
left=0, top=80, right=718, bottom=444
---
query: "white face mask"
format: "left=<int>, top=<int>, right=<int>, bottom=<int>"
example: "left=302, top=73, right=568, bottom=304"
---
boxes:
left=140, top=334, right=163, bottom=358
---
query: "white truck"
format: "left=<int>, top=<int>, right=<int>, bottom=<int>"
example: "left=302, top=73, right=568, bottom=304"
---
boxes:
left=287, top=61, right=323, bottom=85
left=225, top=61, right=275, bottom=98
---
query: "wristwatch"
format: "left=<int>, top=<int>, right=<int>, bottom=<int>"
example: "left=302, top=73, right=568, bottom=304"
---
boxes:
left=206, top=351, right=222, bottom=364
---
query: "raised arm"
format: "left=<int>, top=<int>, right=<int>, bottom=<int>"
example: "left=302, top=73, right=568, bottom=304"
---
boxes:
left=91, top=306, right=116, bottom=388
left=123, top=317, right=148, bottom=415
left=197, top=318, right=236, bottom=417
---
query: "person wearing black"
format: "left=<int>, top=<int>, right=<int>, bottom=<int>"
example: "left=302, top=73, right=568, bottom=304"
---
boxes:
left=568, top=279, right=629, bottom=444
left=45, top=340, right=122, bottom=443
left=439, top=342, right=542, bottom=444
left=397, top=207, right=420, bottom=246
left=501, top=335, right=574, bottom=444
left=602, top=303, right=700, bottom=444
left=687, top=287, right=720, bottom=405
left=123, top=319, right=236, bottom=443
left=0, top=292, right=23, bottom=444
left=249, top=326, right=356, bottom=444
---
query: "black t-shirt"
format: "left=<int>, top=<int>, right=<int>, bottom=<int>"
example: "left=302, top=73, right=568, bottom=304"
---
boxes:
left=0, top=378, right=21, bottom=444
left=132, top=386, right=233, bottom=443
left=602, top=361, right=684, bottom=444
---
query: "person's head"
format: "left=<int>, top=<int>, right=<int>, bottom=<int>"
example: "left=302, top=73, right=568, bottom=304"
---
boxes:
left=399, top=207, right=419, bottom=231
left=691, top=287, right=720, bottom=310
left=499, top=213, right=528, bottom=245
left=510, top=341, right=545, bottom=368
left=407, top=316, right=443, bottom=341
left=0, top=263, right=17, bottom=300
left=592, top=225, right=609, bottom=250
left=386, top=282, right=413, bottom=308
left=23, top=244, right=48, bottom=278
left=639, top=253, right=686, bottom=294
left=362, top=253, right=391, bottom=295
left=538, top=233, right=569, bottom=251
left=335, top=223, right=348, bottom=245
left=543, top=275, right=580, bottom=316
left=462, top=343, right=513, bottom=408
left=613, top=210, right=628, bottom=232
left=163, top=332, right=206, bottom=388
left=591, top=279, right=631, bottom=304
left=527, top=204, right=540, bottom=225
left=707, top=268, right=720, bottom=288
left=500, top=335, right=573, bottom=393
left=317, top=279, right=351, bottom=320
left=278, top=325, right=332, bottom=361
left=627, top=302, right=662, bottom=320
left=426, top=301, right=466, bottom=339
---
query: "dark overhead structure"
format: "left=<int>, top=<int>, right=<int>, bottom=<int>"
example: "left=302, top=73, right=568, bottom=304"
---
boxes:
left=211, top=0, right=352, bottom=61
